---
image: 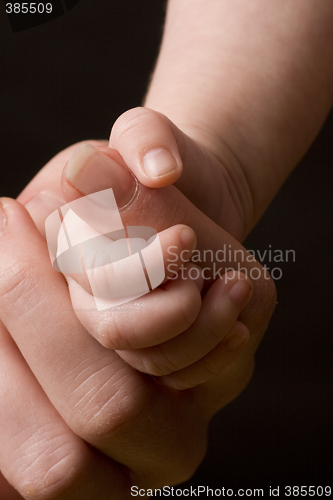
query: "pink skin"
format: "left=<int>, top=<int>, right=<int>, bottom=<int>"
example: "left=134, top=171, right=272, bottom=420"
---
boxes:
left=0, top=196, right=258, bottom=496
left=0, top=136, right=276, bottom=496
left=109, top=109, right=248, bottom=240
left=56, top=143, right=266, bottom=383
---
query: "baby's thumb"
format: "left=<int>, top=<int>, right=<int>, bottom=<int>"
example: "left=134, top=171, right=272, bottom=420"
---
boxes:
left=109, top=107, right=184, bottom=188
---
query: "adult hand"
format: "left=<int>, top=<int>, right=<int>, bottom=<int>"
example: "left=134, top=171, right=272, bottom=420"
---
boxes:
left=0, top=142, right=276, bottom=498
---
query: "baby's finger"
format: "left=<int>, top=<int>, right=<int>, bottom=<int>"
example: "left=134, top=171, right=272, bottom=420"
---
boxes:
left=110, top=107, right=183, bottom=187
left=116, top=272, right=252, bottom=375
left=158, top=322, right=250, bottom=390
left=57, top=220, right=197, bottom=302
left=68, top=263, right=203, bottom=350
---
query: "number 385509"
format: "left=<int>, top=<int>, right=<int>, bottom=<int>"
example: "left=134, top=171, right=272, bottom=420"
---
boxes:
left=6, top=3, right=53, bottom=14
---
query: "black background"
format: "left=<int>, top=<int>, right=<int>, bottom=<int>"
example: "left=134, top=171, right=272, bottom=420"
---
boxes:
left=0, top=0, right=332, bottom=496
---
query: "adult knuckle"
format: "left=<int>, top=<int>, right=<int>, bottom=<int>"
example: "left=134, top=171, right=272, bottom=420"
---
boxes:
left=141, top=348, right=180, bottom=376
left=18, top=447, right=84, bottom=500
left=81, top=402, right=142, bottom=444
left=0, top=261, right=38, bottom=310
left=71, top=373, right=148, bottom=442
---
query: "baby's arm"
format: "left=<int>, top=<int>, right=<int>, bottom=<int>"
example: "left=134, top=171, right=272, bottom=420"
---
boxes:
left=107, top=0, right=333, bottom=241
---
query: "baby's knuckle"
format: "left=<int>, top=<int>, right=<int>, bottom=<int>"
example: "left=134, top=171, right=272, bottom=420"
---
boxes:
left=164, top=375, right=193, bottom=391
left=94, top=315, right=118, bottom=349
left=95, top=312, right=134, bottom=350
left=141, top=350, right=179, bottom=376
left=201, top=314, right=224, bottom=342
left=201, top=355, right=225, bottom=377
left=177, top=293, right=201, bottom=330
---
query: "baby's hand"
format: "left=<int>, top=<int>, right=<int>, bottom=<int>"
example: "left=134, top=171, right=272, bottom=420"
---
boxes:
left=112, top=269, right=252, bottom=390
left=67, top=252, right=252, bottom=390
left=51, top=162, right=252, bottom=389
left=22, top=139, right=276, bottom=399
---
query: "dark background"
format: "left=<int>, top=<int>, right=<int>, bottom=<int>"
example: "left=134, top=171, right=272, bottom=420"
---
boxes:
left=1, top=0, right=332, bottom=496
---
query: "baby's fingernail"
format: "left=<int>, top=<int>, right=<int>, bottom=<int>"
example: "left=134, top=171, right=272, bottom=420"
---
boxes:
left=226, top=329, right=249, bottom=351
left=0, top=200, right=7, bottom=237
left=143, top=148, right=178, bottom=178
left=25, top=191, right=65, bottom=239
left=66, top=144, right=136, bottom=208
left=229, top=280, right=252, bottom=308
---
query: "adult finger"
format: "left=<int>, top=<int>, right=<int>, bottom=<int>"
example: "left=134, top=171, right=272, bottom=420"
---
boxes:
left=0, top=470, right=22, bottom=500
left=0, top=321, right=128, bottom=500
left=19, top=141, right=108, bottom=239
left=0, top=199, right=207, bottom=486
